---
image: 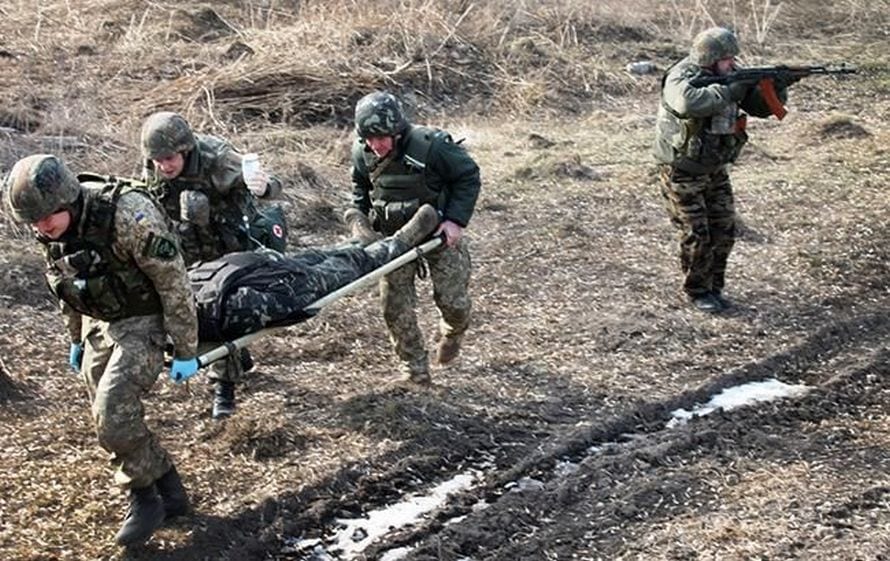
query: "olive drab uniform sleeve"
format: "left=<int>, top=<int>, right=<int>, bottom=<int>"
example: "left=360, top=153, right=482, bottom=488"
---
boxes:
left=208, top=147, right=246, bottom=196
left=660, top=60, right=737, bottom=118
left=112, top=192, right=198, bottom=357
left=350, top=139, right=374, bottom=215
left=426, top=136, right=481, bottom=227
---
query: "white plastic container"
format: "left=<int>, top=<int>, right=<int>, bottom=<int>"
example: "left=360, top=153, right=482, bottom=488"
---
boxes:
left=241, top=152, right=262, bottom=185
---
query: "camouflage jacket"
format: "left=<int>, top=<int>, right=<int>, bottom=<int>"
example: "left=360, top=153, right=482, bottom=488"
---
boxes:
left=653, top=57, right=785, bottom=174
left=351, top=125, right=480, bottom=233
left=45, top=183, right=197, bottom=357
left=144, top=134, right=282, bottom=265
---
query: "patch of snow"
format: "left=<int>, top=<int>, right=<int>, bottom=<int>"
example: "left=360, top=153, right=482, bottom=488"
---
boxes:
left=668, top=378, right=810, bottom=428
left=331, top=472, right=477, bottom=558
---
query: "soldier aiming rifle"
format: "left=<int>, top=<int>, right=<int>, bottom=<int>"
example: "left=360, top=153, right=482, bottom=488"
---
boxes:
left=653, top=27, right=858, bottom=313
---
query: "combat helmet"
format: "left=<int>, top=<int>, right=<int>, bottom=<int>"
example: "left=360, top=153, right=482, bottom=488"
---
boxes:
left=3, top=154, right=82, bottom=223
left=354, top=91, right=408, bottom=139
left=690, top=27, right=740, bottom=67
left=141, top=111, right=196, bottom=159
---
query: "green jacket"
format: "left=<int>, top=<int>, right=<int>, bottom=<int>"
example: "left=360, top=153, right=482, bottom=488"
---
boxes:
left=351, top=125, right=481, bottom=234
left=653, top=58, right=785, bottom=175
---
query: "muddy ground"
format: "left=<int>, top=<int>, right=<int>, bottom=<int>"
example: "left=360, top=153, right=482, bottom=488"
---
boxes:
left=1, top=2, right=889, bottom=560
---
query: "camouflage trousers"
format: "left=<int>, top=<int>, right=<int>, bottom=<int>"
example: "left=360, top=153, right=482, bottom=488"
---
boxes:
left=81, top=314, right=172, bottom=489
left=659, top=165, right=736, bottom=297
left=379, top=238, right=472, bottom=376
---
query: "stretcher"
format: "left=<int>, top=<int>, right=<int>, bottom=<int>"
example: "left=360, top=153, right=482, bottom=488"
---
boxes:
left=195, top=236, right=444, bottom=369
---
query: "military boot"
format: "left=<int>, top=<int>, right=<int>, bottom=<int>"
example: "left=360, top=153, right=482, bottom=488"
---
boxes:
left=365, top=204, right=441, bottom=262
left=343, top=208, right=378, bottom=245
left=398, top=357, right=432, bottom=386
left=710, top=291, right=732, bottom=310
left=155, top=465, right=190, bottom=518
left=393, top=204, right=440, bottom=247
left=212, top=381, right=236, bottom=419
left=690, top=293, right=722, bottom=314
left=436, top=334, right=463, bottom=365
left=114, top=484, right=165, bottom=546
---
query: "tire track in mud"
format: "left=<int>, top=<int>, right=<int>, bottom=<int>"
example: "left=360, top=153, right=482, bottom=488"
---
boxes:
left=353, top=309, right=890, bottom=561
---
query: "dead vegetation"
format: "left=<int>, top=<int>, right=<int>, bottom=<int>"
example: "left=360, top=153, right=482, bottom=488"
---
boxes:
left=1, top=1, right=890, bottom=560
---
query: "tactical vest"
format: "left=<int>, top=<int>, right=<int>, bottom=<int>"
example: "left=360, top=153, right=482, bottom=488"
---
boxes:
left=43, top=178, right=163, bottom=322
left=149, top=135, right=254, bottom=263
left=364, top=126, right=448, bottom=234
left=659, top=63, right=749, bottom=175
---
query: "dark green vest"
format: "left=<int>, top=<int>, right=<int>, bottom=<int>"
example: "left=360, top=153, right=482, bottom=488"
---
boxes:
left=43, top=179, right=163, bottom=322
left=364, top=126, right=448, bottom=234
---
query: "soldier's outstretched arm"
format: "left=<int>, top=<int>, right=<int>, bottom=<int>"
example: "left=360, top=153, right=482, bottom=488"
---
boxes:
left=113, top=192, right=198, bottom=359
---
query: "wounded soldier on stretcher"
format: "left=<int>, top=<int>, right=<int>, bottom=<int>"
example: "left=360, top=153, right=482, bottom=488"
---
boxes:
left=189, top=204, right=440, bottom=342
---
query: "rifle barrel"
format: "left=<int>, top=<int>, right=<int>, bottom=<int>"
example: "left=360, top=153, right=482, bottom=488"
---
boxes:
left=689, top=63, right=857, bottom=87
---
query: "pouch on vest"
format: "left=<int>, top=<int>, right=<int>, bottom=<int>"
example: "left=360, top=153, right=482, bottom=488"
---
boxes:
left=370, top=198, right=420, bottom=235
left=52, top=274, right=130, bottom=321
left=248, top=204, right=289, bottom=252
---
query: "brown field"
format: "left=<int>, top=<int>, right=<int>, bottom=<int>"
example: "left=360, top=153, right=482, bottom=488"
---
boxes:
left=1, top=1, right=889, bottom=560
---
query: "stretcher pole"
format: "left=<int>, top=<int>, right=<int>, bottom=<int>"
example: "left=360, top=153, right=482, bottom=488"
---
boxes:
left=196, top=235, right=444, bottom=368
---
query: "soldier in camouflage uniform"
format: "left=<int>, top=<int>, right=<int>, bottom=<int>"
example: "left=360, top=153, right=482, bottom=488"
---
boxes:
left=140, top=111, right=284, bottom=418
left=3, top=154, right=200, bottom=547
left=346, top=91, right=480, bottom=384
left=654, top=27, right=793, bottom=313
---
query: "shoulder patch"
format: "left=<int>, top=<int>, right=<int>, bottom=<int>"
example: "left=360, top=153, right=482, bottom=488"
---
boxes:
left=143, top=232, right=179, bottom=260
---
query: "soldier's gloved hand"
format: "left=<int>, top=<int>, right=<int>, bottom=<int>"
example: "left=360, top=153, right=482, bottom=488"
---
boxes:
left=169, top=357, right=200, bottom=384
left=68, top=342, right=83, bottom=372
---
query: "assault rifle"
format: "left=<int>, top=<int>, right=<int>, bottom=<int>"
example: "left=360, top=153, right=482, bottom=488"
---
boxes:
left=689, top=64, right=857, bottom=120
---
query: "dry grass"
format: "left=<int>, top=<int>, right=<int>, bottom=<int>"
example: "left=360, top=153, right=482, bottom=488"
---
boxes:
left=1, top=1, right=889, bottom=560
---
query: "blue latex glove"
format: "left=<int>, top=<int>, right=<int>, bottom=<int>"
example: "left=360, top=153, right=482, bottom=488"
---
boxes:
left=68, top=343, right=83, bottom=372
left=169, top=358, right=200, bottom=384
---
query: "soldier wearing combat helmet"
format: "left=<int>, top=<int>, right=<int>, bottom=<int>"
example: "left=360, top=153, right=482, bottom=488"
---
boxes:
left=346, top=91, right=481, bottom=384
left=140, top=111, right=285, bottom=418
left=653, top=27, right=794, bottom=313
left=3, top=154, right=199, bottom=547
